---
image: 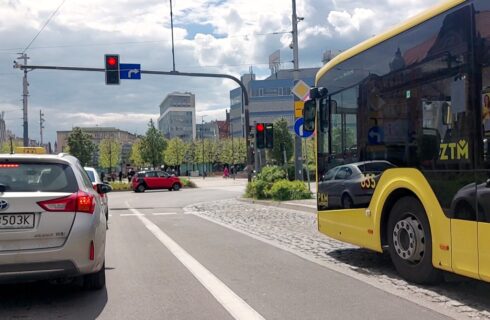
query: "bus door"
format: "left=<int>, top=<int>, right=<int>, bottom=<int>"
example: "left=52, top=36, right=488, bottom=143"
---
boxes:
left=475, top=0, right=490, bottom=282
left=478, top=90, right=490, bottom=281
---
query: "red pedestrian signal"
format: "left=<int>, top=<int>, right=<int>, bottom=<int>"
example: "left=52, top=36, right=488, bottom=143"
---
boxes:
left=256, top=123, right=265, bottom=149
left=105, top=54, right=120, bottom=85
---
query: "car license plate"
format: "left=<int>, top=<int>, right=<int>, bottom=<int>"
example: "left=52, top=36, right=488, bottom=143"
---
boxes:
left=0, top=214, right=35, bottom=229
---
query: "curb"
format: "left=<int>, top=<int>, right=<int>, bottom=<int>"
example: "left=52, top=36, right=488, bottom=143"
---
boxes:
left=238, top=197, right=316, bottom=213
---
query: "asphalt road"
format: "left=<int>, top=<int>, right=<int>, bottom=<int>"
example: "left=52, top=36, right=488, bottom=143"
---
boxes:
left=0, top=181, right=452, bottom=320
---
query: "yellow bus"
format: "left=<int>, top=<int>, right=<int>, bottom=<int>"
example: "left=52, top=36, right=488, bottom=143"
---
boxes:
left=303, top=0, right=490, bottom=284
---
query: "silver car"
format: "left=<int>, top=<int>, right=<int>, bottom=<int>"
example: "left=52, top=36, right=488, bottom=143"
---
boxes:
left=0, top=154, right=109, bottom=290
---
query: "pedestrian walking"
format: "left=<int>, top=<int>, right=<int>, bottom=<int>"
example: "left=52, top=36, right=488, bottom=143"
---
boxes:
left=223, top=166, right=229, bottom=178
left=118, top=171, right=123, bottom=182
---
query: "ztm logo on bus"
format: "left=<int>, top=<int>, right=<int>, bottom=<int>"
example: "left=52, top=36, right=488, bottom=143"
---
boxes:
left=439, top=140, right=468, bottom=161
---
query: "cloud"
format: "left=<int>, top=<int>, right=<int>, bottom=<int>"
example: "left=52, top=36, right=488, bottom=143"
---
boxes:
left=0, top=0, right=441, bottom=144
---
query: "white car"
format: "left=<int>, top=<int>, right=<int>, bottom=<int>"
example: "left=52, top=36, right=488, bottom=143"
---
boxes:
left=84, top=167, right=110, bottom=225
left=0, top=154, right=109, bottom=289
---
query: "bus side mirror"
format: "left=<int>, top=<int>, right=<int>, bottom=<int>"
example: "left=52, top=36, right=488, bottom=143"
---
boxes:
left=442, top=102, right=451, bottom=125
left=303, top=100, right=316, bottom=132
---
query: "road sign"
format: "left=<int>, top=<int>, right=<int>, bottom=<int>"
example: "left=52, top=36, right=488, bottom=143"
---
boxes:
left=292, top=80, right=310, bottom=101
left=294, top=101, right=304, bottom=118
left=294, top=118, right=314, bottom=138
left=120, top=63, right=141, bottom=80
left=368, top=126, right=384, bottom=144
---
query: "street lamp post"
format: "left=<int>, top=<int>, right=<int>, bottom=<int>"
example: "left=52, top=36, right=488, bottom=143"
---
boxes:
left=230, top=121, right=235, bottom=180
left=201, top=115, right=207, bottom=179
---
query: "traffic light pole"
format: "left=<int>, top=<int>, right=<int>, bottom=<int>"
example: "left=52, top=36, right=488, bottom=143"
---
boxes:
left=292, top=0, right=304, bottom=181
left=14, top=63, right=252, bottom=167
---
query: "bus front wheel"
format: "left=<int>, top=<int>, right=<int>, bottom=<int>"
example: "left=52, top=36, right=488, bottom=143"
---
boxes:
left=387, top=196, right=442, bottom=285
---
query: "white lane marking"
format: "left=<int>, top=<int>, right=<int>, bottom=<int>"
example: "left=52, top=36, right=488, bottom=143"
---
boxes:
left=120, top=213, right=145, bottom=217
left=109, top=214, right=113, bottom=217
left=152, top=212, right=178, bottom=216
left=184, top=208, right=464, bottom=320
left=126, top=203, right=265, bottom=320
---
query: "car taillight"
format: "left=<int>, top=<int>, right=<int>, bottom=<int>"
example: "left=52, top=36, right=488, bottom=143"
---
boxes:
left=37, top=191, right=95, bottom=214
left=77, top=192, right=96, bottom=213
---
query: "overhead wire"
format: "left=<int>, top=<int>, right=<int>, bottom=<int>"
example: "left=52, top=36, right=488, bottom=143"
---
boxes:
left=22, top=0, right=68, bottom=53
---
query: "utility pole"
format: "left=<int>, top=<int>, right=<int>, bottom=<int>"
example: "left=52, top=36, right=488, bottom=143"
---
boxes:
left=39, top=109, right=45, bottom=146
left=292, top=0, right=303, bottom=181
left=17, top=53, right=29, bottom=147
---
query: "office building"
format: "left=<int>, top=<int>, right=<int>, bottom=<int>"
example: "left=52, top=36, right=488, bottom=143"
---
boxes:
left=229, top=68, right=318, bottom=137
left=158, top=92, right=196, bottom=141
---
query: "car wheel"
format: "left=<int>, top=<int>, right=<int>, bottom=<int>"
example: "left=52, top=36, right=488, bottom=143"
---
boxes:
left=341, top=194, right=354, bottom=209
left=387, top=196, right=442, bottom=284
left=137, top=184, right=146, bottom=193
left=83, top=263, right=106, bottom=290
left=172, top=183, right=181, bottom=191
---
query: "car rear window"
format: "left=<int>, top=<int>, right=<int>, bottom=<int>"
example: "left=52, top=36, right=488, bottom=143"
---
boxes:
left=85, top=170, right=95, bottom=182
left=0, top=162, right=78, bottom=193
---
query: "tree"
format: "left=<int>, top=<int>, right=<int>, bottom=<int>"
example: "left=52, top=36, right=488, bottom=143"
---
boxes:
left=130, top=139, right=145, bottom=168
left=67, top=127, right=95, bottom=166
left=218, top=139, right=233, bottom=164
left=302, top=137, right=316, bottom=166
left=164, top=138, right=187, bottom=167
left=184, top=141, right=197, bottom=169
left=271, top=118, right=294, bottom=165
left=0, top=139, right=22, bottom=154
left=141, top=119, right=167, bottom=169
left=98, top=138, right=121, bottom=172
left=235, top=138, right=247, bottom=164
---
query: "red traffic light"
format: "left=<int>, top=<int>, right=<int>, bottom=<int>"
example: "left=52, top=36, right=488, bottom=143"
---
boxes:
left=107, top=57, right=117, bottom=66
left=256, top=123, right=264, bottom=132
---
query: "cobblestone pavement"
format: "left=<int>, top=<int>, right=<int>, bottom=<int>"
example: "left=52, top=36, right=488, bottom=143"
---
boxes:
left=185, top=199, right=490, bottom=320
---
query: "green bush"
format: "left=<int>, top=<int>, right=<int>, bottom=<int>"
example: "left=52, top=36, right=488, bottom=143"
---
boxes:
left=245, top=179, right=269, bottom=199
left=180, top=178, right=197, bottom=188
left=109, top=182, right=131, bottom=191
left=246, top=166, right=304, bottom=200
left=269, top=179, right=312, bottom=201
left=256, top=166, right=286, bottom=183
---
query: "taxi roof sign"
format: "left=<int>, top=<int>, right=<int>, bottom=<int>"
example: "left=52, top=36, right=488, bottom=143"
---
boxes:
left=14, top=147, right=46, bottom=154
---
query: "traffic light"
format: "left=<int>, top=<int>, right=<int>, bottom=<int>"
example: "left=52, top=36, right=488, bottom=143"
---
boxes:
left=256, top=123, right=265, bottom=149
left=265, top=123, right=273, bottom=149
left=105, top=54, right=120, bottom=85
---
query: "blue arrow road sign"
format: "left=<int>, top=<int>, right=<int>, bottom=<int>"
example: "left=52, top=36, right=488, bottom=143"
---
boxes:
left=294, top=118, right=314, bottom=138
left=120, top=63, right=141, bottom=80
left=368, top=126, right=384, bottom=144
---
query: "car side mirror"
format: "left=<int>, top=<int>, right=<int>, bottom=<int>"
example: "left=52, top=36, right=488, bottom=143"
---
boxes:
left=97, top=183, right=112, bottom=194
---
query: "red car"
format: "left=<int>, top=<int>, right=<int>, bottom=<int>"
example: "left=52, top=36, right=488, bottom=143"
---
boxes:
left=132, top=171, right=183, bottom=193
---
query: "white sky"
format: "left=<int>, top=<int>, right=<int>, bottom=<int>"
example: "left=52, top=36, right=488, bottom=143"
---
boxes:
left=0, top=0, right=443, bottom=143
